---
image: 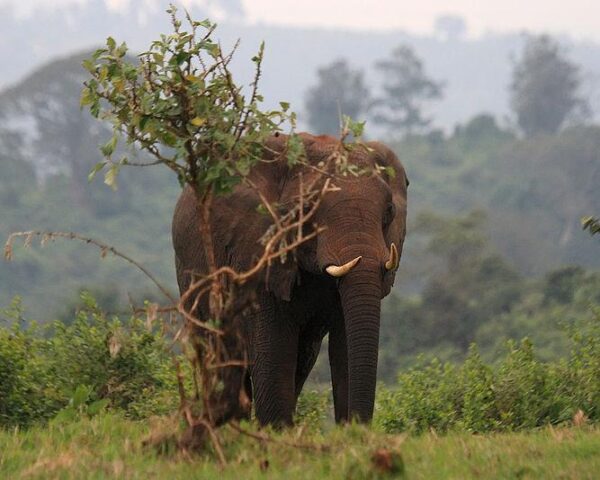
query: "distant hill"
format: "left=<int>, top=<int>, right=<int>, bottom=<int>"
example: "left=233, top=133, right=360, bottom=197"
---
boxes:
left=1, top=1, right=600, bottom=131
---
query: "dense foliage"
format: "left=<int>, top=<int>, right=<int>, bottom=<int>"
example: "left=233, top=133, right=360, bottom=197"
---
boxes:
left=0, top=294, right=179, bottom=428
left=377, top=313, right=600, bottom=433
left=2, top=293, right=599, bottom=436
left=81, top=6, right=299, bottom=194
left=377, top=211, right=600, bottom=378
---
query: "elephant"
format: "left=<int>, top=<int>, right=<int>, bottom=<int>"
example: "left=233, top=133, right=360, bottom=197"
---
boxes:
left=172, top=132, right=408, bottom=427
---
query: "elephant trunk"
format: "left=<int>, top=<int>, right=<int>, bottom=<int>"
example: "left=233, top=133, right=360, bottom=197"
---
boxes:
left=338, top=266, right=381, bottom=422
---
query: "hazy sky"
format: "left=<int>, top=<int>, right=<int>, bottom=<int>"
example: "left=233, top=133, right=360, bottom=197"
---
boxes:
left=3, top=0, right=600, bottom=40
left=242, top=0, right=600, bottom=39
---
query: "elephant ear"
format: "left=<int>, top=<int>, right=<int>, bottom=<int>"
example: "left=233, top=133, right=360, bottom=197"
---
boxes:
left=257, top=133, right=328, bottom=301
left=212, top=187, right=298, bottom=302
left=261, top=134, right=303, bottom=301
left=368, top=142, right=408, bottom=291
left=173, top=133, right=299, bottom=304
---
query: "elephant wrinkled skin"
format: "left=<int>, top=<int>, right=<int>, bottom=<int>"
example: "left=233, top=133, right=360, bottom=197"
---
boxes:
left=172, top=133, right=408, bottom=426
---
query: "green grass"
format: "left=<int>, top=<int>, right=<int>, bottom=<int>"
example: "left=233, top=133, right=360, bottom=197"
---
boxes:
left=1, top=414, right=599, bottom=479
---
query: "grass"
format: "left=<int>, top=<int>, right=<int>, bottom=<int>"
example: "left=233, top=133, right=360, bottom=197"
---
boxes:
left=1, top=414, right=599, bottom=479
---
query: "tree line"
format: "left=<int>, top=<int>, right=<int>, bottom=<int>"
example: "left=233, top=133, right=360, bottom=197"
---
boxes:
left=305, top=34, right=590, bottom=139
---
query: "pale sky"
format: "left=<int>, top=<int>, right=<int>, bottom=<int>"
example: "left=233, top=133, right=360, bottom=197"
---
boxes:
left=241, top=0, right=600, bottom=40
left=3, top=0, right=600, bottom=40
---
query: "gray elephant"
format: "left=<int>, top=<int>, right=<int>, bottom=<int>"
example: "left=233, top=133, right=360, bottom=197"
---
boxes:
left=172, top=132, right=408, bottom=426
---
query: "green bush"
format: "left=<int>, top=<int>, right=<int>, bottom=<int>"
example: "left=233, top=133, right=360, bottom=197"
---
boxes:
left=3, top=291, right=600, bottom=434
left=0, top=294, right=179, bottom=428
left=0, top=306, right=53, bottom=427
left=295, top=389, right=332, bottom=427
left=376, top=312, right=600, bottom=434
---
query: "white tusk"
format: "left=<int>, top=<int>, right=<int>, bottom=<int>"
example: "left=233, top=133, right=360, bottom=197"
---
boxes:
left=326, top=256, right=362, bottom=277
left=385, top=243, right=399, bottom=271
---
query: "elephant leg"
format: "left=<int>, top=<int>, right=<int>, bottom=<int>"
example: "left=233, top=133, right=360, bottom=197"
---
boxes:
left=329, top=309, right=349, bottom=423
left=251, top=301, right=299, bottom=427
left=294, top=333, right=324, bottom=400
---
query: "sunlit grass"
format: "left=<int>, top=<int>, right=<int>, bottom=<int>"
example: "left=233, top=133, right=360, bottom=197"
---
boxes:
left=1, top=414, right=599, bottom=479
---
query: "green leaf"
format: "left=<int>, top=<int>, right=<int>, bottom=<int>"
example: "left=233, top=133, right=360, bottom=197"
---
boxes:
left=286, top=134, right=305, bottom=166
left=100, top=135, right=118, bottom=157
left=81, top=59, right=95, bottom=73
left=279, top=101, right=290, bottom=112
left=104, top=164, right=120, bottom=190
left=256, top=204, right=269, bottom=215
left=116, top=42, right=128, bottom=58
left=92, top=48, right=107, bottom=60
left=88, top=161, right=106, bottom=183
left=80, top=87, right=94, bottom=107
left=204, top=42, right=220, bottom=58
left=139, top=115, right=151, bottom=131
left=161, top=131, right=178, bottom=147
left=195, top=19, right=213, bottom=29
left=90, top=99, right=101, bottom=118
left=343, top=115, right=366, bottom=138
left=106, top=36, right=116, bottom=51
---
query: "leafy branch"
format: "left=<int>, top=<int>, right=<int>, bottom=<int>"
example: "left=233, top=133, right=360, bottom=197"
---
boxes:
left=4, top=231, right=176, bottom=303
left=81, top=3, right=301, bottom=194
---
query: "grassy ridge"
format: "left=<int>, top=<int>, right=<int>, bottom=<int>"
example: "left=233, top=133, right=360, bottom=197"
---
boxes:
left=1, top=414, right=599, bottom=479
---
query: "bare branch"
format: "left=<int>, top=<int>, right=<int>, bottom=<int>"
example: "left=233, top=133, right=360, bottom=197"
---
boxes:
left=4, top=231, right=176, bottom=303
left=229, top=422, right=330, bottom=453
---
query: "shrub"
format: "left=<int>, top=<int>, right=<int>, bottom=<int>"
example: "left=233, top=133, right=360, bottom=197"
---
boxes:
left=0, top=313, right=51, bottom=426
left=376, top=311, right=600, bottom=434
left=295, top=389, right=332, bottom=427
left=0, top=293, right=179, bottom=428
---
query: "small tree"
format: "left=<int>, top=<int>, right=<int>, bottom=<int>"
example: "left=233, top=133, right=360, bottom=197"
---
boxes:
left=76, top=4, right=355, bottom=455
left=510, top=34, right=589, bottom=137
left=372, top=45, right=444, bottom=136
left=79, top=5, right=308, bottom=452
left=304, top=59, right=370, bottom=136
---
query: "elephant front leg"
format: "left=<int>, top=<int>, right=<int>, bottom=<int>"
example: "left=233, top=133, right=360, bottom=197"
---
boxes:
left=251, top=303, right=299, bottom=427
left=329, top=310, right=349, bottom=423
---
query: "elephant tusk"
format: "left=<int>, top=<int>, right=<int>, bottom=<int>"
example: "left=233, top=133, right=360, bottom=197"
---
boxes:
left=326, top=256, right=362, bottom=277
left=385, top=243, right=399, bottom=271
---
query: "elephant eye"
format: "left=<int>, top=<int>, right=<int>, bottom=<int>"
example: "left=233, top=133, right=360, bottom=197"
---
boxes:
left=383, top=202, right=396, bottom=228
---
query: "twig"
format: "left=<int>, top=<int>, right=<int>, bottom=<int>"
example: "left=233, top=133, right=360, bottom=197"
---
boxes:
left=229, top=422, right=330, bottom=453
left=4, top=231, right=176, bottom=303
left=199, top=418, right=227, bottom=466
